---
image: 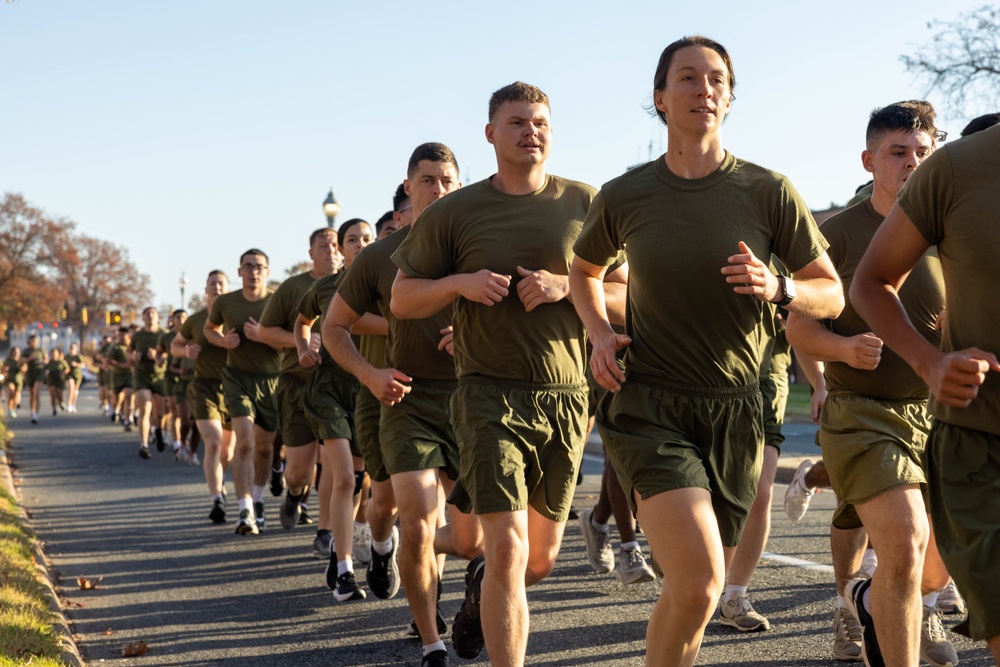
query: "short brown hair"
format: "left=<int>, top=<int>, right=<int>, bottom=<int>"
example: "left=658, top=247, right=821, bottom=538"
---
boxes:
left=488, top=82, right=549, bottom=122
left=309, top=227, right=337, bottom=247
left=866, top=101, right=938, bottom=150
left=406, top=143, right=459, bottom=179
left=651, top=36, right=736, bottom=127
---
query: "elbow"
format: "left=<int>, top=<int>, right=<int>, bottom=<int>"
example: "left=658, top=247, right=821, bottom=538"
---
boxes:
left=389, top=295, right=414, bottom=320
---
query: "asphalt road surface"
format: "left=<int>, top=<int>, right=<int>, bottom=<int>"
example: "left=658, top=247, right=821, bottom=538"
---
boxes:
left=10, top=386, right=994, bottom=666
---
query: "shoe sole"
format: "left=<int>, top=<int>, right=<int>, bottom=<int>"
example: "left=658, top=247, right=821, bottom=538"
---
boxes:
left=209, top=507, right=226, bottom=524
left=577, top=510, right=614, bottom=574
left=617, top=569, right=656, bottom=585
left=332, top=587, right=366, bottom=602
left=719, top=616, right=769, bottom=632
left=234, top=523, right=258, bottom=536
left=366, top=526, right=400, bottom=599
left=783, top=459, right=815, bottom=522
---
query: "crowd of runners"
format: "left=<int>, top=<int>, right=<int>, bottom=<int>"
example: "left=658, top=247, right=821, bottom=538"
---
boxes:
left=4, top=35, right=1000, bottom=667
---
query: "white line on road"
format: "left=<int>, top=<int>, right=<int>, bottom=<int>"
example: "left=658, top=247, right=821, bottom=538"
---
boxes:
left=761, top=552, right=834, bottom=572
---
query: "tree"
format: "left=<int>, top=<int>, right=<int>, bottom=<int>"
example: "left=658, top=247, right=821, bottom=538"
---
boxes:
left=0, top=193, right=73, bottom=330
left=901, top=5, right=1000, bottom=115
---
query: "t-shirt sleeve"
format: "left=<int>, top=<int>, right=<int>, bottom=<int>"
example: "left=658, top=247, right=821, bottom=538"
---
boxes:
left=208, top=297, right=225, bottom=326
left=298, top=284, right=322, bottom=321
left=573, top=189, right=623, bottom=267
left=391, top=208, right=454, bottom=280
left=180, top=316, right=194, bottom=340
left=770, top=178, right=830, bottom=274
left=337, top=251, right=378, bottom=317
left=259, top=283, right=289, bottom=328
left=897, top=147, right=954, bottom=247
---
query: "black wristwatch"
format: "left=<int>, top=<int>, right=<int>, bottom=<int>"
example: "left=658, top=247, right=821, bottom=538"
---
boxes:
left=776, top=275, right=796, bottom=308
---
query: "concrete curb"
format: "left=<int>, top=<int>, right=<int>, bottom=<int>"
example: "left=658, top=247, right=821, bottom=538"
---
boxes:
left=0, top=447, right=86, bottom=667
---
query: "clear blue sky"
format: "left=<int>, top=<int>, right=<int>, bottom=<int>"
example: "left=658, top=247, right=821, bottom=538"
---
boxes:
left=0, top=1, right=988, bottom=308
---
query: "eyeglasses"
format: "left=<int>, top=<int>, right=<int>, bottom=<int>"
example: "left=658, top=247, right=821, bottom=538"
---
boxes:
left=933, top=129, right=948, bottom=142
left=397, top=204, right=412, bottom=213
left=240, top=263, right=268, bottom=274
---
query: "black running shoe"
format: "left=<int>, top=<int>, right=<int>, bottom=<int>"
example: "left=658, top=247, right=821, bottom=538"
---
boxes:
left=407, top=608, right=448, bottom=640
left=138, top=445, right=152, bottom=459
left=421, top=649, right=449, bottom=667
left=452, top=556, right=485, bottom=659
left=332, top=571, right=366, bottom=602
left=234, top=509, right=259, bottom=535
left=253, top=501, right=266, bottom=533
left=366, top=525, right=400, bottom=599
left=269, top=461, right=286, bottom=497
left=298, top=506, right=314, bottom=525
left=325, top=551, right=339, bottom=589
left=154, top=427, right=165, bottom=452
left=846, top=577, right=885, bottom=667
left=209, top=498, right=226, bottom=524
left=279, top=491, right=301, bottom=530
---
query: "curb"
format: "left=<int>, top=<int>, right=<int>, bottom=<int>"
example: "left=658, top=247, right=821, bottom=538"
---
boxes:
left=0, top=447, right=86, bottom=667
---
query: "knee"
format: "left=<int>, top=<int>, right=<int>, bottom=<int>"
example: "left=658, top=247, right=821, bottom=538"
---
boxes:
left=401, top=517, right=435, bottom=552
left=486, top=532, right=529, bottom=577
left=668, top=572, right=724, bottom=617
left=330, top=469, right=355, bottom=495
left=451, top=529, right=485, bottom=562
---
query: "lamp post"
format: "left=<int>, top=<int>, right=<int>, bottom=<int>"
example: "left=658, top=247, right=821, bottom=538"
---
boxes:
left=323, top=188, right=340, bottom=228
left=179, top=271, right=189, bottom=309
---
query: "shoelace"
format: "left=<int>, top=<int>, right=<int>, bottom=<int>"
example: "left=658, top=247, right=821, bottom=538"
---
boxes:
left=924, top=608, right=948, bottom=643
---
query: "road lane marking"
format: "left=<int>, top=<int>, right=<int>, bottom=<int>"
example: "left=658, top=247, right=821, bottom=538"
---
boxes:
left=761, top=553, right=834, bottom=572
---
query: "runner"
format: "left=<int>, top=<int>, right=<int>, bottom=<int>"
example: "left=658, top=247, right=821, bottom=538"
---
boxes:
left=2, top=347, right=23, bottom=419
left=64, top=342, right=84, bottom=413
left=295, top=218, right=379, bottom=600
left=22, top=334, right=48, bottom=424
left=851, top=124, right=1000, bottom=665
left=257, top=228, right=340, bottom=557
left=392, top=83, right=613, bottom=666
left=329, top=143, right=490, bottom=666
left=45, top=347, right=69, bottom=415
left=160, top=310, right=192, bottom=459
left=205, top=251, right=282, bottom=535
left=96, top=334, right=115, bottom=416
left=172, top=271, right=235, bottom=523
left=129, top=307, right=167, bottom=458
left=569, top=37, right=843, bottom=666
left=107, top=327, right=134, bottom=433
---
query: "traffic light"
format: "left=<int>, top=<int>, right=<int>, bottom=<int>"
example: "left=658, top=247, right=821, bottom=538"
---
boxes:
left=107, top=310, right=122, bottom=325
left=81, top=307, right=88, bottom=325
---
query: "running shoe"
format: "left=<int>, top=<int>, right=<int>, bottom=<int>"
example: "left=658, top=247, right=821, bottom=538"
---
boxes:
left=406, top=608, right=448, bottom=639
left=298, top=505, right=314, bottom=525
left=7, top=410, right=15, bottom=419
left=366, top=525, right=399, bottom=599
left=578, top=508, right=614, bottom=574
left=234, top=509, right=259, bottom=536
left=269, top=461, right=286, bottom=497
left=936, top=579, right=967, bottom=615
left=279, top=491, right=301, bottom=530
left=832, top=606, right=863, bottom=662
left=353, top=522, right=372, bottom=564
left=209, top=498, right=226, bottom=524
left=154, top=427, right=165, bottom=452
left=615, top=546, right=656, bottom=584
left=719, top=595, right=770, bottom=632
left=332, top=571, right=366, bottom=602
left=920, top=605, right=958, bottom=667
left=253, top=501, right=266, bottom=533
left=421, top=649, right=449, bottom=667
left=845, top=577, right=885, bottom=667
left=783, top=459, right=816, bottom=522
left=138, top=445, right=151, bottom=459
left=313, top=531, right=332, bottom=560
left=452, top=556, right=485, bottom=659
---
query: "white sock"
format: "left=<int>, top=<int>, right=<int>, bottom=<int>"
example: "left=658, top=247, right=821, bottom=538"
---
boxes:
left=337, top=559, right=353, bottom=576
left=355, top=520, right=369, bottom=530
left=372, top=534, right=393, bottom=556
left=724, top=584, right=748, bottom=602
left=422, top=641, right=446, bottom=656
left=238, top=497, right=252, bottom=513
left=251, top=485, right=266, bottom=503
left=837, top=595, right=848, bottom=609
left=923, top=591, right=940, bottom=607
left=621, top=540, right=640, bottom=551
left=862, top=586, right=871, bottom=613
left=591, top=515, right=610, bottom=533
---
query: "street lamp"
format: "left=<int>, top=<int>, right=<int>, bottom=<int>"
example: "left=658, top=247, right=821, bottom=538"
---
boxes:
left=179, top=271, right=189, bottom=308
left=323, top=188, right=340, bottom=228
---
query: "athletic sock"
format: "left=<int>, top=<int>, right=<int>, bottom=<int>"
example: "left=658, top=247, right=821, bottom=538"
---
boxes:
left=724, top=584, right=748, bottom=603
left=923, top=590, right=940, bottom=607
left=862, top=586, right=871, bottom=614
left=337, top=559, right=353, bottom=576
left=251, top=485, right=266, bottom=503
left=837, top=595, right=848, bottom=609
left=591, top=515, right=610, bottom=533
left=238, top=497, right=252, bottom=513
left=372, top=534, right=393, bottom=556
left=422, top=641, right=446, bottom=657
left=213, top=494, right=225, bottom=505
left=621, top=540, right=639, bottom=551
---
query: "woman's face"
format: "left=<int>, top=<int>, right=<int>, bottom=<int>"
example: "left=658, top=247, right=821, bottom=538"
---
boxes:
left=341, top=222, right=374, bottom=267
left=653, top=45, right=732, bottom=136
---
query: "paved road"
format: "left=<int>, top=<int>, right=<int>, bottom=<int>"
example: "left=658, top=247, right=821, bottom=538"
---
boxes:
left=10, top=386, right=993, bottom=666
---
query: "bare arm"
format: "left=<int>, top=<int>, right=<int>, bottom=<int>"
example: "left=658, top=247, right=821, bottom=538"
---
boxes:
left=293, top=314, right=321, bottom=369
left=722, top=242, right=844, bottom=320
left=785, top=313, right=882, bottom=370
left=568, top=256, right=632, bottom=393
left=852, top=204, right=1000, bottom=408
left=204, top=319, right=240, bottom=350
left=794, top=349, right=827, bottom=423
left=603, top=262, right=629, bottom=327
left=257, top=324, right=297, bottom=350
left=391, top=269, right=511, bottom=320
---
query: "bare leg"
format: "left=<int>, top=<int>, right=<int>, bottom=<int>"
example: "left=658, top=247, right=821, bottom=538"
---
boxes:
left=197, top=418, right=226, bottom=497
left=478, top=509, right=530, bottom=667
left=230, top=416, right=256, bottom=501
left=284, top=442, right=318, bottom=494
left=727, top=446, right=779, bottom=586
left=393, top=469, right=444, bottom=645
left=832, top=524, right=867, bottom=596
left=135, top=389, right=153, bottom=447
left=435, top=475, right=483, bottom=561
left=324, top=438, right=357, bottom=562
left=368, top=477, right=397, bottom=543
left=252, top=425, right=274, bottom=488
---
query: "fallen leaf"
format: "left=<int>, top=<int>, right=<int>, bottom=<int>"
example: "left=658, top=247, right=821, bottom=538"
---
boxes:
left=122, top=641, right=150, bottom=657
left=77, top=576, right=103, bottom=590
left=104, top=628, right=113, bottom=636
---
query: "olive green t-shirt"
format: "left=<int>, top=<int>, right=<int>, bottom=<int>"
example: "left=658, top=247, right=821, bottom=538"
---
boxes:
left=359, top=334, right=387, bottom=369
left=180, top=309, right=228, bottom=381
left=129, top=328, right=166, bottom=380
left=822, top=198, right=943, bottom=400
left=46, top=359, right=68, bottom=382
left=259, top=271, right=321, bottom=381
left=3, top=356, right=23, bottom=382
left=898, top=125, right=1000, bottom=434
left=65, top=353, right=84, bottom=379
left=98, top=342, right=114, bottom=368
left=158, top=331, right=179, bottom=377
left=393, top=175, right=595, bottom=386
left=298, top=272, right=355, bottom=371
left=574, top=152, right=828, bottom=388
left=109, top=344, right=131, bottom=381
left=24, top=348, right=46, bottom=372
left=208, top=290, right=280, bottom=376
left=340, top=225, right=455, bottom=381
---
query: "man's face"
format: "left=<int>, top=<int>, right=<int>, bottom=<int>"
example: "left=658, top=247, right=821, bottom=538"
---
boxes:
left=308, top=232, right=340, bottom=275
left=379, top=219, right=401, bottom=239
left=486, top=101, right=552, bottom=170
left=404, top=160, right=461, bottom=218
left=864, top=129, right=934, bottom=197
left=173, top=312, right=188, bottom=330
left=238, top=253, right=269, bottom=290
left=142, top=309, right=159, bottom=330
left=206, top=273, right=229, bottom=298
